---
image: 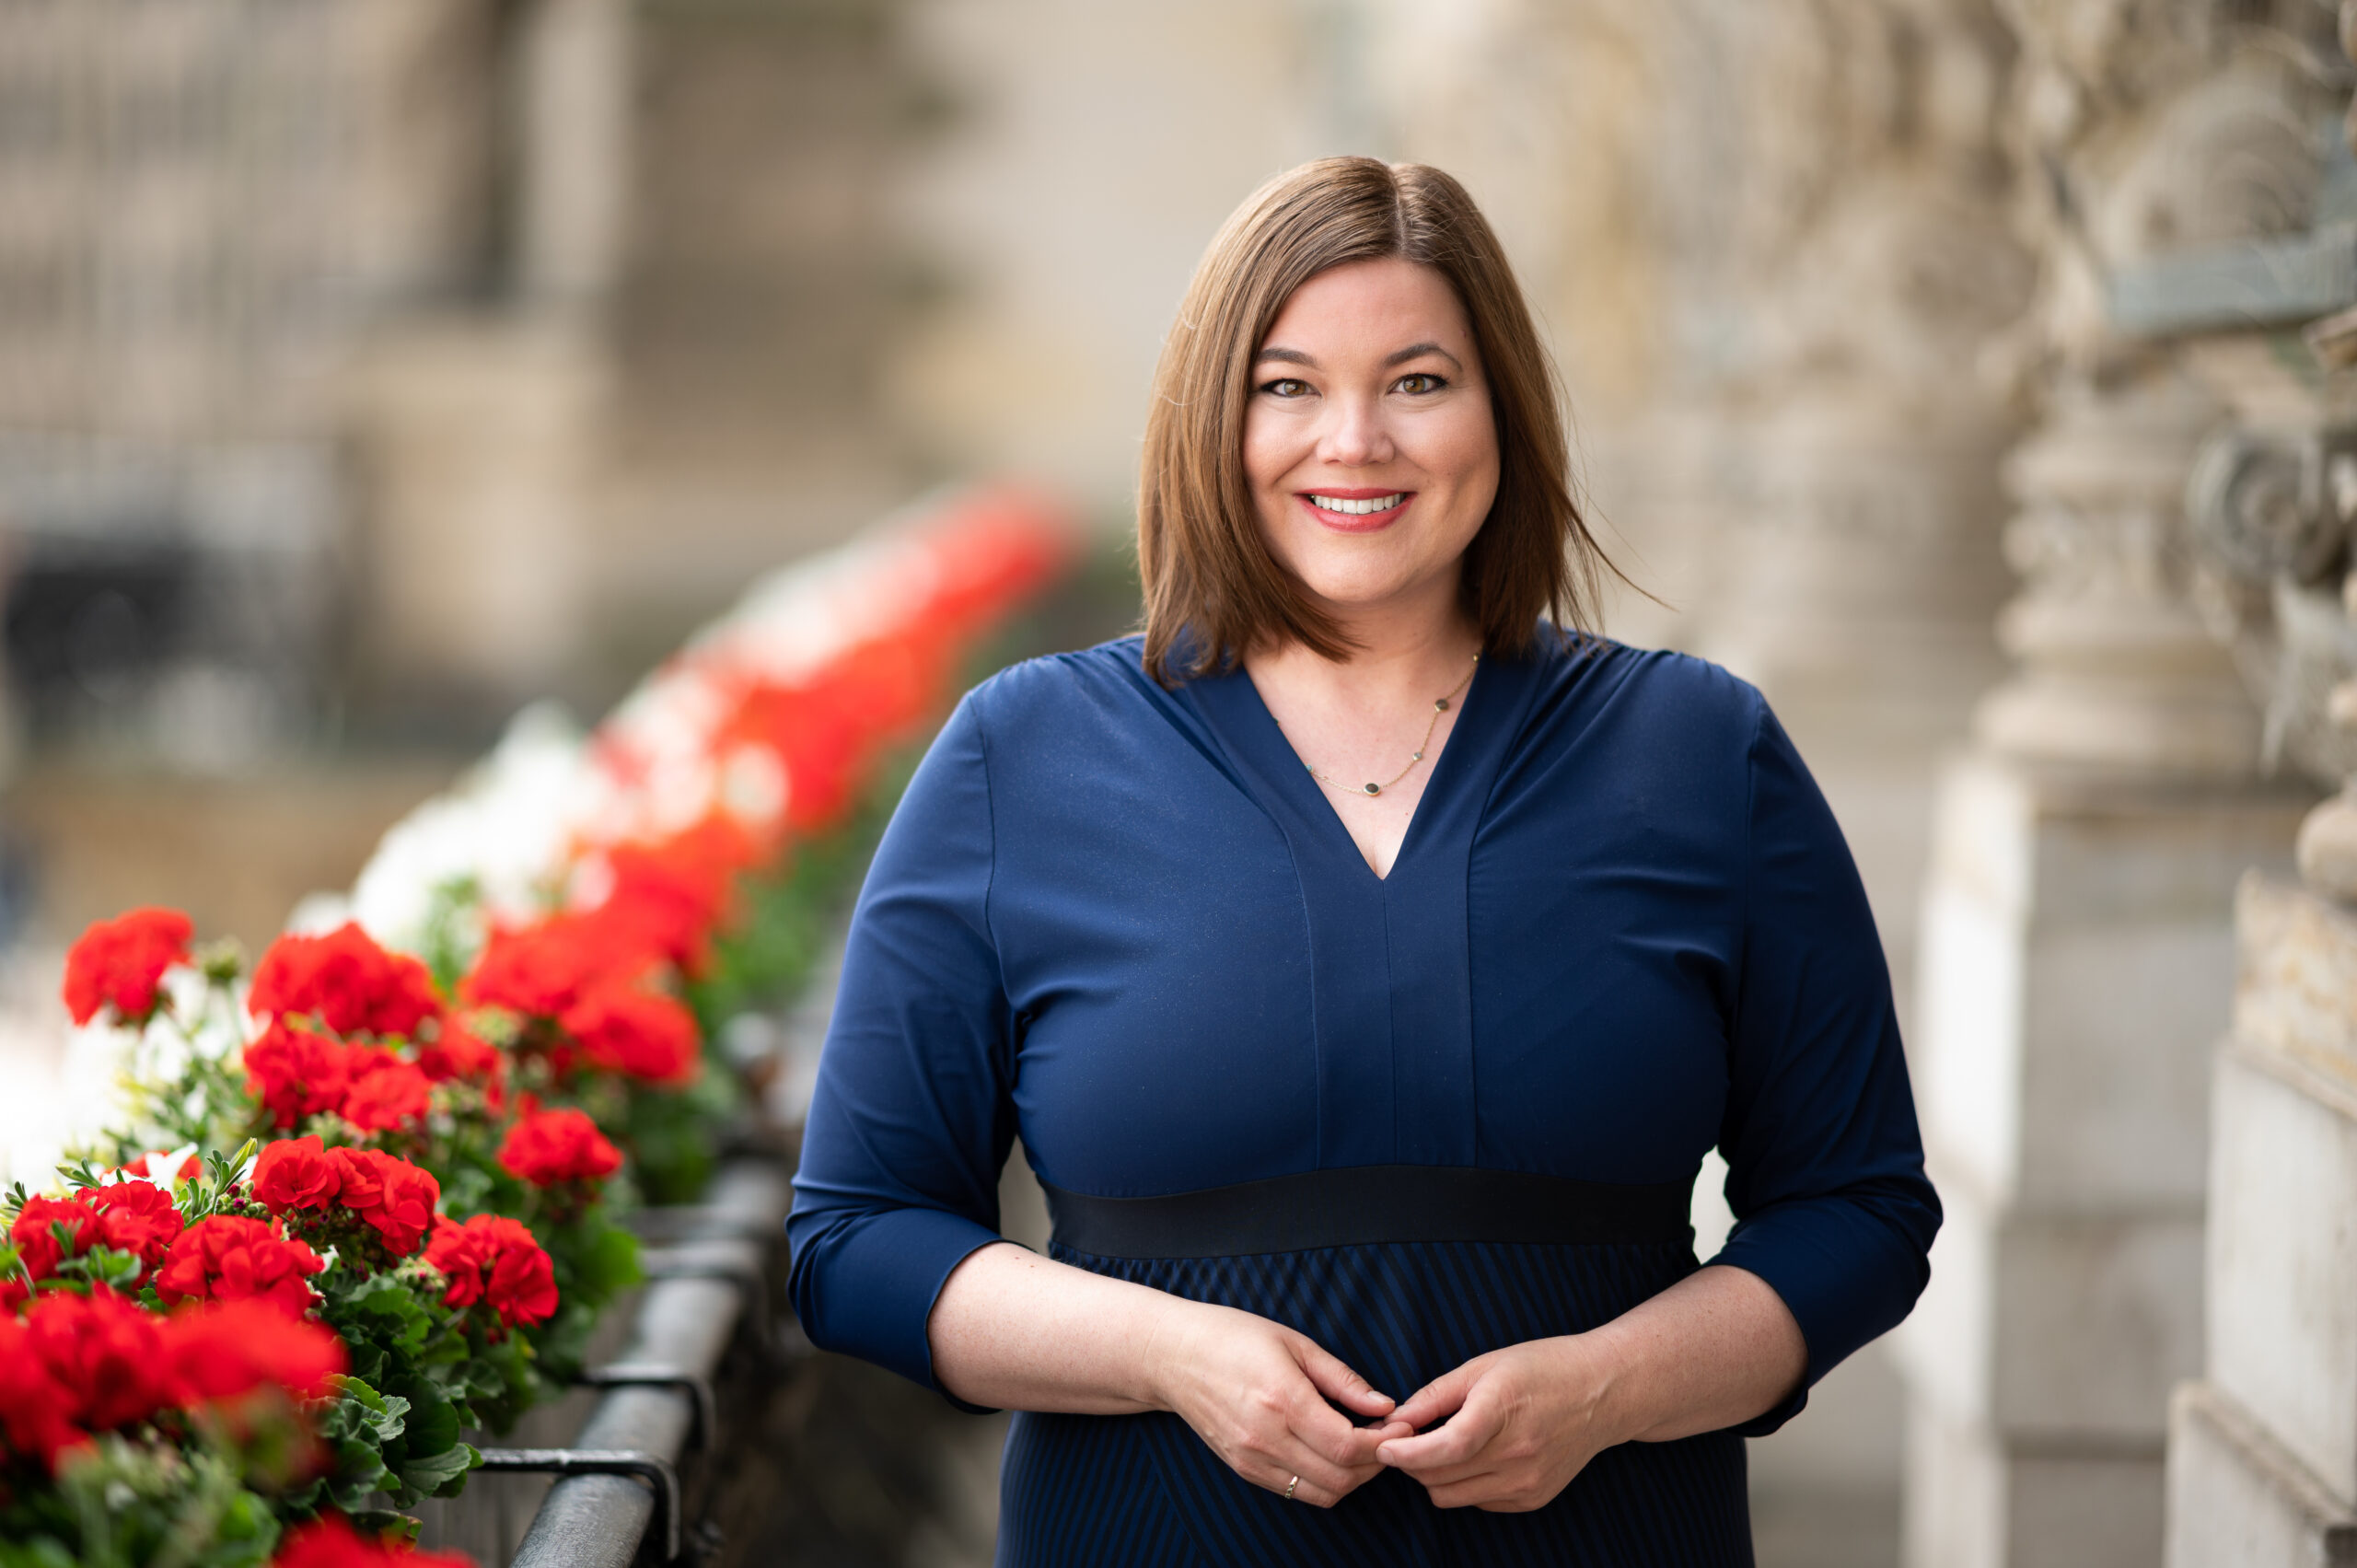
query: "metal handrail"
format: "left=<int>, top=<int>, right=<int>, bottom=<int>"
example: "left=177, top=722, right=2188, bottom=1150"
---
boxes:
left=499, top=1158, right=793, bottom=1567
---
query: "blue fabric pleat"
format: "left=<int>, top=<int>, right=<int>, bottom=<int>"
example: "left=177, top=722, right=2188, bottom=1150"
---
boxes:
left=996, top=1238, right=1754, bottom=1567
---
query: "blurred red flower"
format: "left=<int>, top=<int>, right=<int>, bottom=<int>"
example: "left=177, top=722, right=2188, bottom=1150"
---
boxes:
left=593, top=819, right=748, bottom=974
left=496, top=1108, right=621, bottom=1189
left=273, top=1514, right=474, bottom=1568
left=0, top=1313, right=83, bottom=1465
left=61, top=906, right=192, bottom=1027
left=244, top=1020, right=356, bottom=1130
left=340, top=1052, right=433, bottom=1134
left=461, top=911, right=657, bottom=1019
left=11, top=1193, right=102, bottom=1279
left=327, top=1147, right=439, bottom=1257
left=425, top=1214, right=557, bottom=1332
left=248, top=923, right=442, bottom=1040
left=21, top=1287, right=175, bottom=1433
left=0, top=1293, right=349, bottom=1472
left=416, top=1016, right=505, bottom=1085
left=87, top=1180, right=185, bottom=1271
left=560, top=985, right=700, bottom=1086
left=715, top=681, right=864, bottom=834
left=155, top=1216, right=325, bottom=1316
left=162, top=1300, right=346, bottom=1404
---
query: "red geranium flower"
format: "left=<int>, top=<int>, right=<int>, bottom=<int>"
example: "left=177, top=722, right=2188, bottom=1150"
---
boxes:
left=416, top=1016, right=505, bottom=1085
left=461, top=911, right=659, bottom=1019
left=328, top=1147, right=439, bottom=1257
left=162, top=1300, right=346, bottom=1404
left=0, top=1312, right=83, bottom=1466
left=154, top=1215, right=326, bottom=1316
left=243, top=1019, right=356, bottom=1130
left=22, top=1287, right=174, bottom=1433
left=248, top=922, right=442, bottom=1040
left=250, top=1136, right=343, bottom=1215
left=273, top=1514, right=475, bottom=1568
left=61, top=906, right=192, bottom=1027
left=560, top=985, right=700, bottom=1086
left=11, top=1193, right=101, bottom=1278
left=87, top=1180, right=184, bottom=1271
left=339, top=1052, right=433, bottom=1133
left=496, top=1108, right=621, bottom=1189
left=425, top=1214, right=558, bottom=1332
left=715, top=679, right=866, bottom=833
left=593, top=820, right=748, bottom=975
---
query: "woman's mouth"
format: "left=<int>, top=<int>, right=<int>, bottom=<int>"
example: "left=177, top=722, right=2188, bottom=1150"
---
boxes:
left=1298, top=490, right=1412, bottom=530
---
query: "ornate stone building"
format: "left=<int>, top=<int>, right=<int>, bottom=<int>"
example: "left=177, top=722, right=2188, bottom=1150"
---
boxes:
left=0, top=0, right=928, bottom=754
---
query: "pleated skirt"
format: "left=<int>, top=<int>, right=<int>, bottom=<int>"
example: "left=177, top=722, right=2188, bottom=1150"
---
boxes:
left=996, top=1239, right=1754, bottom=1567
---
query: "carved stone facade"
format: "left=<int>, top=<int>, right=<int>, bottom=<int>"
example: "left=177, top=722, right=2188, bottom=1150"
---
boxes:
left=2158, top=6, right=2357, bottom=1560
left=1895, top=6, right=2335, bottom=1564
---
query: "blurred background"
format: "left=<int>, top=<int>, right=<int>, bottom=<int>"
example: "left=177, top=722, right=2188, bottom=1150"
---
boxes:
left=8, top=2, right=2357, bottom=1565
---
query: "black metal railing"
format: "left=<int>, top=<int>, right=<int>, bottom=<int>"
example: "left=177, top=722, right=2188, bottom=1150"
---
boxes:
left=446, top=1157, right=798, bottom=1567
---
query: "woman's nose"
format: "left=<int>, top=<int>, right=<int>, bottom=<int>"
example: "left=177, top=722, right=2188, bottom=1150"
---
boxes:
left=1319, top=393, right=1394, bottom=468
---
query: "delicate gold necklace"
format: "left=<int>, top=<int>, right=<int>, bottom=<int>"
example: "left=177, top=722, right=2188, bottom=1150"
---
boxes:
left=1281, top=654, right=1478, bottom=798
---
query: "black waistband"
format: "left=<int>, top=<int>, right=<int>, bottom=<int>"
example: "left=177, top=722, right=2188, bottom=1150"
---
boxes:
left=1040, top=1165, right=1695, bottom=1259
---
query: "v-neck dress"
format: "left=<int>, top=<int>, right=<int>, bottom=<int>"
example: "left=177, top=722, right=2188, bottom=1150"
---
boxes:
left=786, top=632, right=1938, bottom=1567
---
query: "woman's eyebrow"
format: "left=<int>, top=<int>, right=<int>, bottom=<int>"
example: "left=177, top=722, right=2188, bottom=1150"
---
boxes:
left=1252, top=343, right=1464, bottom=369
left=1384, top=341, right=1462, bottom=368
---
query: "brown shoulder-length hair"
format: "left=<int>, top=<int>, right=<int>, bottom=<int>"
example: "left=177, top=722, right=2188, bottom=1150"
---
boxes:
left=1138, top=156, right=1617, bottom=686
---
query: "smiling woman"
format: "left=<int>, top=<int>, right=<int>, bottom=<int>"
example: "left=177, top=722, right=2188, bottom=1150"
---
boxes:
left=787, top=157, right=1939, bottom=1567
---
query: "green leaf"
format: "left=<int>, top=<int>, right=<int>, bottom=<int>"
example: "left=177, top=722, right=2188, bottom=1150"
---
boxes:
left=325, top=1377, right=410, bottom=1447
left=343, top=1509, right=419, bottom=1546
left=397, top=1440, right=480, bottom=1501
left=329, top=1436, right=390, bottom=1501
left=389, top=1379, right=459, bottom=1462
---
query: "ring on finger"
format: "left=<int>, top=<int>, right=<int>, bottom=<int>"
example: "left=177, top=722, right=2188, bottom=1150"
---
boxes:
left=1284, top=1475, right=1300, bottom=1502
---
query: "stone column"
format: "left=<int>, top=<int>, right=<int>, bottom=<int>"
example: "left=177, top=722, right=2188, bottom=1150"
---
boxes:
left=2165, top=592, right=2357, bottom=1559
left=1671, top=4, right=2034, bottom=1541
left=1693, top=0, right=2029, bottom=1029
left=1895, top=7, right=2335, bottom=1564
left=2164, top=8, right=2357, bottom=1554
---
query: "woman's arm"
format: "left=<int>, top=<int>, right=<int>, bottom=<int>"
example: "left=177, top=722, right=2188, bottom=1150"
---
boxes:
left=930, top=1242, right=1411, bottom=1507
left=1373, top=1263, right=1804, bottom=1511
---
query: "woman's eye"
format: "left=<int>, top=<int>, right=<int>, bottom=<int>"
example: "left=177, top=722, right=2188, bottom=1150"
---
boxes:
left=1394, top=373, right=1446, bottom=395
left=1260, top=377, right=1312, bottom=399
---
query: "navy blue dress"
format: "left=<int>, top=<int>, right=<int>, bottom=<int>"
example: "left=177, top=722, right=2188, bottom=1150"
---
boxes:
left=787, top=632, right=1937, bottom=1566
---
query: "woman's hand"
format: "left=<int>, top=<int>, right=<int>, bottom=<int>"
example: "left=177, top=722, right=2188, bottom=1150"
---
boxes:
left=1144, top=1296, right=1412, bottom=1508
left=1373, top=1337, right=1622, bottom=1511
left=1375, top=1263, right=1808, bottom=1511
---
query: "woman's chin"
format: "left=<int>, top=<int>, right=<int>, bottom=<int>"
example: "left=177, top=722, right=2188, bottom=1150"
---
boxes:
left=1291, top=565, right=1457, bottom=622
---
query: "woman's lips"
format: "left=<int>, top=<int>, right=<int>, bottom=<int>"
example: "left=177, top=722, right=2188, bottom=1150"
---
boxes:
left=1297, top=489, right=1414, bottom=532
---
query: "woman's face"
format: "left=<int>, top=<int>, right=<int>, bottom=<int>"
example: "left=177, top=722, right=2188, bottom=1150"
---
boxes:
left=1243, top=257, right=1500, bottom=629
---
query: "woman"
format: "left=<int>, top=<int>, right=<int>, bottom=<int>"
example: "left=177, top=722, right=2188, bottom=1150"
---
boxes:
left=787, top=157, right=1936, bottom=1565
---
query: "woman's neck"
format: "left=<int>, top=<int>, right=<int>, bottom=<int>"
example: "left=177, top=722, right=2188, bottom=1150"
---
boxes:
left=1245, top=599, right=1483, bottom=722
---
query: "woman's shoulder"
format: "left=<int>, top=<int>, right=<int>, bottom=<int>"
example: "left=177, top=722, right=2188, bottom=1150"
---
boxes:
left=959, top=635, right=1170, bottom=738
left=1525, top=631, right=1768, bottom=751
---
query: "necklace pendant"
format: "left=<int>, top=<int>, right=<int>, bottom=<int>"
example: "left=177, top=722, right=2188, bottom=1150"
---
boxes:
left=1362, top=783, right=1381, bottom=796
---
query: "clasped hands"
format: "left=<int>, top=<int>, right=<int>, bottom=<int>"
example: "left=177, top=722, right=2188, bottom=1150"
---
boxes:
left=1145, top=1298, right=1624, bottom=1513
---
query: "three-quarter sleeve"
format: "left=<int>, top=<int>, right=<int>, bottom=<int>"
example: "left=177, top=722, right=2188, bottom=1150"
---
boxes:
left=1707, top=697, right=1940, bottom=1428
left=786, top=690, right=1017, bottom=1398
